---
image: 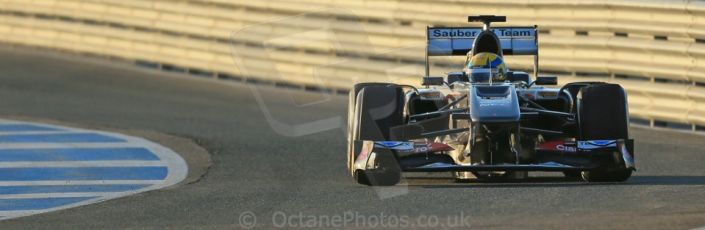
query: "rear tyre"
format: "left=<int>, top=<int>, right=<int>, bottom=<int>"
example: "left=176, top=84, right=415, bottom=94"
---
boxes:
left=576, top=83, right=632, bottom=182
left=348, top=84, right=405, bottom=186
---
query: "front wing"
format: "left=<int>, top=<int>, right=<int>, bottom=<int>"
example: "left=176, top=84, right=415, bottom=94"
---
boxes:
left=353, top=139, right=635, bottom=173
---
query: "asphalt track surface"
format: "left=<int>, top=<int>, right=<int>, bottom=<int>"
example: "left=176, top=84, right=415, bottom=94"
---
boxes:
left=1, top=46, right=705, bottom=229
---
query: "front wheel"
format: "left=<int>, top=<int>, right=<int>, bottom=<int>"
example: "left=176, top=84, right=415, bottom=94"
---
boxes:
left=348, top=84, right=404, bottom=186
left=576, top=83, right=633, bottom=182
left=347, top=83, right=395, bottom=174
left=354, top=149, right=401, bottom=186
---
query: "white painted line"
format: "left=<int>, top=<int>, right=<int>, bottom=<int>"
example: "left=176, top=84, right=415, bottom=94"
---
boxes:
left=0, top=180, right=162, bottom=186
left=0, top=131, right=74, bottom=135
left=0, top=192, right=131, bottom=199
left=0, top=143, right=165, bottom=149
left=0, top=161, right=169, bottom=168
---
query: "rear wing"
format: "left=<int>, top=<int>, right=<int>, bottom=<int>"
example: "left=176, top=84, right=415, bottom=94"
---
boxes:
left=427, top=26, right=537, bottom=56
left=424, top=25, right=539, bottom=77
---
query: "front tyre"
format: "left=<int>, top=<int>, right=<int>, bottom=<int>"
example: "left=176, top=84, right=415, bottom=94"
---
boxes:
left=347, top=83, right=395, bottom=174
left=576, top=83, right=633, bottom=182
left=348, top=84, right=404, bottom=186
left=354, top=149, right=401, bottom=186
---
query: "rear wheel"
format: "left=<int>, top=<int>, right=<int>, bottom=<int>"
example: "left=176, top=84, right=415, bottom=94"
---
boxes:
left=577, top=83, right=632, bottom=182
left=348, top=84, right=405, bottom=186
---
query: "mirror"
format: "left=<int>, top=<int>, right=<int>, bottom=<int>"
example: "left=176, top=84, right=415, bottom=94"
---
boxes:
left=534, top=76, right=557, bottom=85
left=422, top=76, right=445, bottom=86
left=447, top=72, right=467, bottom=84
left=506, top=71, right=531, bottom=84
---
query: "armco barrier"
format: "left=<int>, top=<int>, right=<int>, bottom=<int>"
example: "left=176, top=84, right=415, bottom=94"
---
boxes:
left=0, top=0, right=704, bottom=131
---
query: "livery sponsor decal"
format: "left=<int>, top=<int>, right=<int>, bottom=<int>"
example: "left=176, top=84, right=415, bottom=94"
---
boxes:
left=374, top=141, right=414, bottom=150
left=537, top=140, right=576, bottom=153
left=428, top=28, right=535, bottom=39
left=577, top=140, right=616, bottom=149
left=427, top=26, right=537, bottom=56
left=411, top=142, right=454, bottom=153
left=539, top=140, right=622, bottom=152
left=374, top=141, right=454, bottom=154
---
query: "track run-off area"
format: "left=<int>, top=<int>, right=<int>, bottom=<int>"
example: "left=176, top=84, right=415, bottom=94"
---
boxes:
left=1, top=45, right=705, bottom=229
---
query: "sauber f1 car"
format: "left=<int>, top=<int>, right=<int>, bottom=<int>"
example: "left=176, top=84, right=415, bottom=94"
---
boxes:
left=347, top=15, right=635, bottom=186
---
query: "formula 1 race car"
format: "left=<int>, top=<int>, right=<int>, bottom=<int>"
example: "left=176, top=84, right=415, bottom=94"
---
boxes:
left=347, top=15, right=635, bottom=186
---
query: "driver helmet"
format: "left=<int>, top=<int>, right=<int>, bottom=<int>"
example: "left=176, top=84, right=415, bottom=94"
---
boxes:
left=465, top=52, right=508, bottom=82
